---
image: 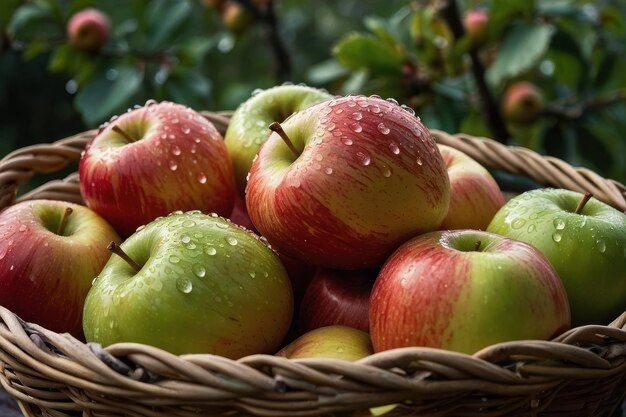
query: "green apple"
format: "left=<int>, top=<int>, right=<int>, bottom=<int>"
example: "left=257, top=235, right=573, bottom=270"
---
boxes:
left=83, top=211, right=294, bottom=358
left=224, top=84, right=333, bottom=197
left=487, top=189, right=626, bottom=325
left=276, top=325, right=373, bottom=361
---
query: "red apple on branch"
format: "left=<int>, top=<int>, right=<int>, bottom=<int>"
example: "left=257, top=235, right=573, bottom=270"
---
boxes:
left=79, top=101, right=236, bottom=237
left=246, top=95, right=450, bottom=269
left=0, top=200, right=120, bottom=338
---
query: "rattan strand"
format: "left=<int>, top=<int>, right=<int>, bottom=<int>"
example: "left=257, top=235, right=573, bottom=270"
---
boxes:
left=0, top=111, right=624, bottom=417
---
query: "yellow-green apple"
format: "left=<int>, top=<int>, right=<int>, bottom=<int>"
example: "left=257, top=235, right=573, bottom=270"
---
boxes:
left=79, top=101, right=236, bottom=238
left=225, top=85, right=333, bottom=197
left=298, top=268, right=376, bottom=334
left=501, top=81, right=544, bottom=125
left=276, top=325, right=373, bottom=361
left=487, top=189, right=626, bottom=325
left=438, top=144, right=505, bottom=230
left=370, top=229, right=570, bottom=354
left=246, top=95, right=451, bottom=269
left=0, top=200, right=120, bottom=338
left=67, top=8, right=110, bottom=53
left=83, top=211, right=293, bottom=358
left=464, top=9, right=489, bottom=47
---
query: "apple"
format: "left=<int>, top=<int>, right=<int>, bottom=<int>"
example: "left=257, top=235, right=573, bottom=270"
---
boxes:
left=437, top=144, right=505, bottom=230
left=79, top=101, right=236, bottom=238
left=246, top=95, right=451, bottom=269
left=0, top=199, right=120, bottom=338
left=464, top=9, right=489, bottom=47
left=501, top=81, right=544, bottom=125
left=276, top=325, right=373, bottom=361
left=229, top=195, right=258, bottom=234
left=487, top=189, right=626, bottom=325
left=224, top=85, right=333, bottom=197
left=298, top=268, right=376, bottom=334
left=83, top=210, right=293, bottom=358
left=67, top=8, right=110, bottom=53
left=222, top=1, right=254, bottom=34
left=370, top=229, right=571, bottom=354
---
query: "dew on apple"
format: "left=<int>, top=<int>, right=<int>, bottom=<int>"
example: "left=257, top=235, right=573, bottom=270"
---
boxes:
left=552, top=232, right=562, bottom=243
left=225, top=236, right=238, bottom=246
left=382, top=165, right=392, bottom=178
left=386, top=97, right=399, bottom=106
left=341, top=137, right=353, bottom=146
left=334, top=108, right=344, bottom=114
left=388, top=142, right=400, bottom=154
left=512, top=218, right=526, bottom=229
left=181, top=126, right=191, bottom=135
left=596, top=239, right=606, bottom=253
left=206, top=247, right=217, bottom=256
left=192, top=264, right=206, bottom=278
left=553, top=218, right=566, bottom=230
left=401, top=104, right=416, bottom=116
left=168, top=160, right=178, bottom=171
left=377, top=122, right=390, bottom=135
left=197, top=172, right=207, bottom=184
left=371, top=104, right=381, bottom=114
left=216, top=222, right=229, bottom=229
left=181, top=235, right=191, bottom=244
left=527, top=224, right=537, bottom=233
left=18, top=224, right=26, bottom=232
left=355, top=150, right=371, bottom=166
left=350, top=123, right=363, bottom=133
left=324, top=167, right=333, bottom=175
left=351, top=112, right=363, bottom=121
left=183, top=219, right=197, bottom=228
left=169, top=255, right=180, bottom=264
left=416, top=157, right=423, bottom=166
left=176, top=278, right=193, bottom=294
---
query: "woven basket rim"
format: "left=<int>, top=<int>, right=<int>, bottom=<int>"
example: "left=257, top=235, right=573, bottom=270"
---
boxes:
left=0, top=109, right=625, bottom=417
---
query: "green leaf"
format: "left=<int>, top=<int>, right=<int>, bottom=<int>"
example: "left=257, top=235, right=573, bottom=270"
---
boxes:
left=487, top=23, right=555, bottom=86
left=178, top=37, right=214, bottom=67
left=364, top=16, right=399, bottom=47
left=164, top=69, right=211, bottom=110
left=145, top=0, right=192, bottom=52
left=0, top=0, right=20, bottom=29
left=333, top=33, right=405, bottom=76
left=459, top=109, right=491, bottom=137
left=306, top=59, right=349, bottom=85
left=488, top=0, right=535, bottom=38
left=340, top=69, right=369, bottom=95
left=7, top=4, right=61, bottom=40
left=75, top=65, right=143, bottom=126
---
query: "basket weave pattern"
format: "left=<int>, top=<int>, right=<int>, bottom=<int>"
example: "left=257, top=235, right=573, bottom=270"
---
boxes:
left=0, top=111, right=625, bottom=417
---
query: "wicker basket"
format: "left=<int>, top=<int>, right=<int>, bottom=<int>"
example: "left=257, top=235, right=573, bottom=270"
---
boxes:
left=0, top=110, right=625, bottom=417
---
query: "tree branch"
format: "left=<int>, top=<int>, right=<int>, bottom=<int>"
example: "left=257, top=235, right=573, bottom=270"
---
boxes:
left=543, top=90, right=626, bottom=120
left=439, top=0, right=510, bottom=143
left=233, top=0, right=291, bottom=82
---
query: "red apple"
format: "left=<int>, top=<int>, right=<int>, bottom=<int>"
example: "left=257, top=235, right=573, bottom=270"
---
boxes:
left=298, top=268, right=376, bottom=334
left=0, top=200, right=120, bottom=338
left=79, top=101, right=236, bottom=237
left=501, top=82, right=544, bottom=125
left=437, top=144, right=505, bottom=230
left=229, top=195, right=257, bottom=234
left=464, top=9, right=489, bottom=47
left=370, top=229, right=571, bottom=354
left=67, top=8, right=110, bottom=53
left=276, top=325, right=373, bottom=361
left=246, top=95, right=450, bottom=269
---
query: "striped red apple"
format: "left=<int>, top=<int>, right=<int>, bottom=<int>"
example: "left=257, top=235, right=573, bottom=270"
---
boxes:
left=370, top=229, right=571, bottom=354
left=246, top=95, right=450, bottom=269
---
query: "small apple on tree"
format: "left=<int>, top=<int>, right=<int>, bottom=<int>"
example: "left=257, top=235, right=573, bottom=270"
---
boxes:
left=501, top=81, right=545, bottom=125
left=464, top=9, right=489, bottom=47
left=67, top=8, right=111, bottom=53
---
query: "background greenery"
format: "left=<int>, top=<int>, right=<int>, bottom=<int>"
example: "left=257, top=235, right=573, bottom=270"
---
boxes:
left=1, top=0, right=625, bottom=187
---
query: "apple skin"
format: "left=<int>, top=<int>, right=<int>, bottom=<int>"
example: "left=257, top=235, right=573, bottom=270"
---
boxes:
left=501, top=82, right=544, bottom=125
left=67, top=8, right=110, bottom=53
left=83, top=211, right=293, bottom=358
left=246, top=95, right=451, bottom=269
left=487, top=188, right=626, bottom=325
left=276, top=325, right=373, bottom=361
left=370, top=229, right=571, bottom=354
left=79, top=101, right=236, bottom=238
left=438, top=144, right=505, bottom=230
left=225, top=85, right=333, bottom=197
left=229, top=195, right=258, bottom=234
left=298, top=268, right=376, bottom=334
left=0, top=200, right=120, bottom=338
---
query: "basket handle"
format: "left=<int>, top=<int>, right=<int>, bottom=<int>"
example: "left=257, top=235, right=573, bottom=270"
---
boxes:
left=0, top=112, right=624, bottom=212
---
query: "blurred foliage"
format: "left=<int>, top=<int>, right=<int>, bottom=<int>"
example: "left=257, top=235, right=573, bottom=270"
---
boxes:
left=1, top=0, right=625, bottom=185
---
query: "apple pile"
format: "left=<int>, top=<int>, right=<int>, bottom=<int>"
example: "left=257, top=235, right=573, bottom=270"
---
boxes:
left=0, top=85, right=624, bottom=363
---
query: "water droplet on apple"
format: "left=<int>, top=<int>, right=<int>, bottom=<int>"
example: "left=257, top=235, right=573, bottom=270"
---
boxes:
left=382, top=166, right=392, bottom=177
left=527, top=224, right=537, bottom=233
left=249, top=271, right=256, bottom=278
left=313, top=163, right=321, bottom=170
left=416, top=157, right=423, bottom=166
left=136, top=225, right=146, bottom=232
left=160, top=133, right=167, bottom=140
left=324, top=167, right=333, bottom=175
left=552, top=232, right=562, bottom=243
left=341, top=137, right=353, bottom=146
left=183, top=220, right=196, bottom=228
left=314, top=154, right=323, bottom=161
left=389, top=142, right=400, bottom=154
left=327, top=122, right=336, bottom=131
left=553, top=218, right=566, bottom=230
left=376, top=123, right=390, bottom=135
left=177, top=278, right=193, bottom=294
left=225, top=236, right=238, bottom=246
left=197, top=172, right=207, bottom=184
left=386, top=98, right=399, bottom=106
left=351, top=112, right=363, bottom=121
left=400, top=278, right=408, bottom=289
left=512, top=218, right=526, bottom=229
left=401, top=104, right=416, bottom=115
left=169, top=255, right=180, bottom=264
left=580, top=216, right=587, bottom=227
left=168, top=160, right=178, bottom=171
left=251, top=88, right=264, bottom=96
left=216, top=222, right=229, bottom=229
left=371, top=104, right=381, bottom=114
left=206, top=247, right=217, bottom=256
left=357, top=99, right=369, bottom=108
left=18, top=224, right=26, bottom=232
left=355, top=151, right=371, bottom=166
left=168, top=133, right=175, bottom=139
left=596, top=239, right=606, bottom=253
left=334, top=108, right=344, bottom=114
left=350, top=123, right=362, bottom=133
left=181, top=126, right=191, bottom=134
left=192, top=264, right=206, bottom=278
left=181, top=235, right=191, bottom=244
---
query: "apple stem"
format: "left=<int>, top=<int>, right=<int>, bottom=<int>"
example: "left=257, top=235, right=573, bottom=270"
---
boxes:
left=57, top=207, right=73, bottom=236
left=111, top=125, right=135, bottom=143
left=474, top=240, right=482, bottom=251
left=269, top=122, right=299, bottom=157
left=575, top=192, right=593, bottom=214
left=107, top=241, right=141, bottom=272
